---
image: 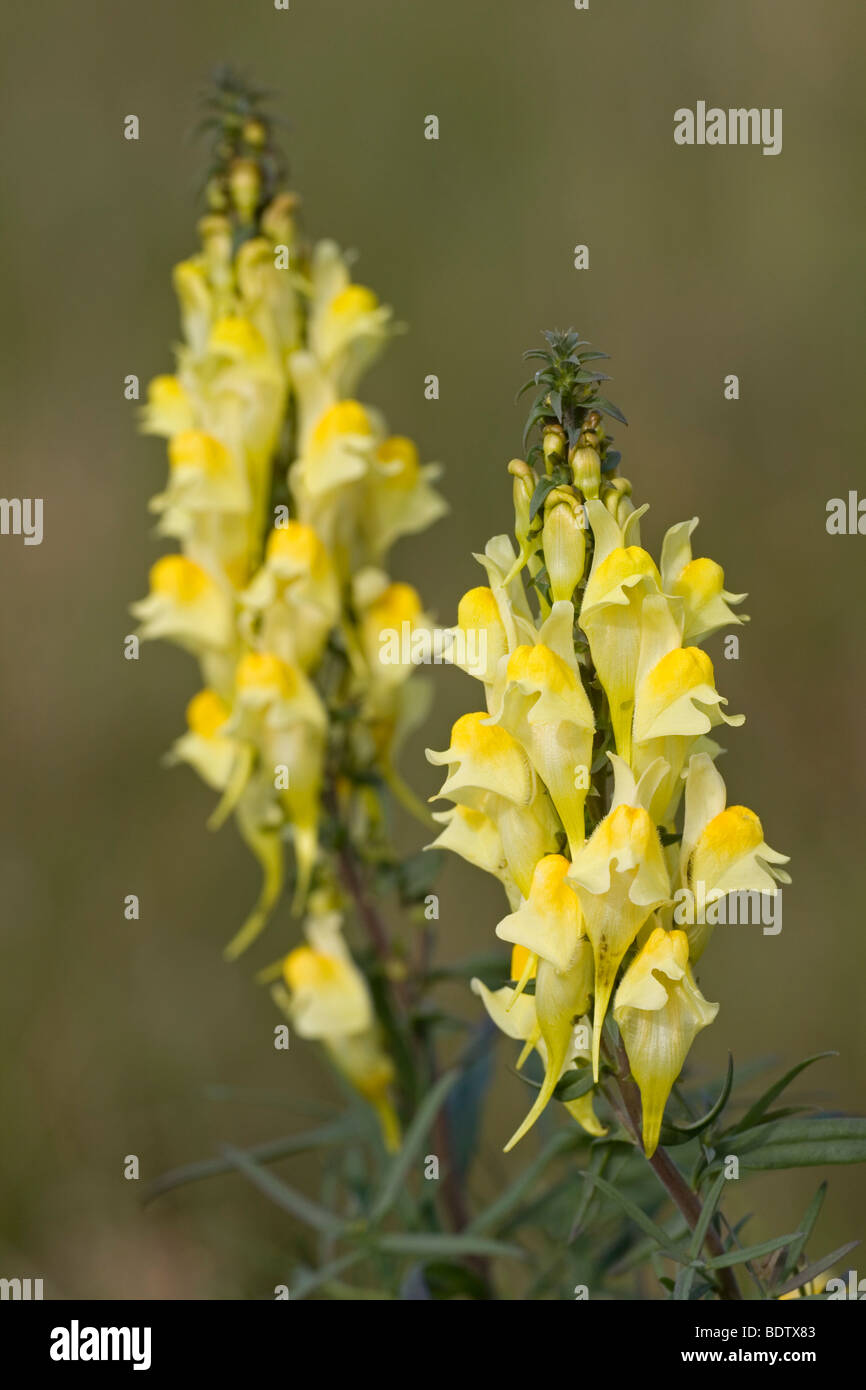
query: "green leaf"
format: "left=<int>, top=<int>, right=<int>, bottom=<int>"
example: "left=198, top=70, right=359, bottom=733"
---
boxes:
left=369, top=1070, right=459, bottom=1223
left=726, top=1052, right=838, bottom=1135
left=591, top=396, right=629, bottom=426
left=427, top=950, right=510, bottom=984
left=420, top=1261, right=490, bottom=1300
left=529, top=475, right=559, bottom=522
left=673, top=1264, right=699, bottom=1300
left=469, top=1130, right=578, bottom=1236
left=397, top=848, right=443, bottom=903
left=375, top=1232, right=523, bottom=1260
left=704, top=1233, right=801, bottom=1271
left=688, top=1171, right=728, bottom=1261
left=710, top=1115, right=866, bottom=1171
left=445, top=1035, right=495, bottom=1179
left=143, top=1119, right=353, bottom=1204
left=219, top=1143, right=342, bottom=1234
left=661, top=1055, right=734, bottom=1146
left=290, top=1251, right=365, bottom=1301
left=553, top=1066, right=595, bottom=1104
left=576, top=1170, right=687, bottom=1262
left=780, top=1182, right=827, bottom=1282
left=774, top=1240, right=860, bottom=1299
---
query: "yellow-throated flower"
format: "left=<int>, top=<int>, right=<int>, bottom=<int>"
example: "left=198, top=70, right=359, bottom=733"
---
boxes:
left=613, top=926, right=718, bottom=1156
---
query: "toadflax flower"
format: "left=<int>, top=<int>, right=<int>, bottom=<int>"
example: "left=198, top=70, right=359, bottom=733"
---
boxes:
left=131, top=74, right=445, bottom=1135
left=430, top=329, right=788, bottom=1155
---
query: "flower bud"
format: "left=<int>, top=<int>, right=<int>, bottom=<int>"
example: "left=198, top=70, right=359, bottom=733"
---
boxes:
left=569, top=444, right=601, bottom=500
left=542, top=490, right=586, bottom=600
left=261, top=191, right=299, bottom=245
left=242, top=118, right=268, bottom=149
left=507, top=458, right=535, bottom=550
left=229, top=157, right=261, bottom=222
left=600, top=475, right=634, bottom=527
left=542, top=423, right=567, bottom=473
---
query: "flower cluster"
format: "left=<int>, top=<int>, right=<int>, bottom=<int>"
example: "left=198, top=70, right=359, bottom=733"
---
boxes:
left=428, top=331, right=789, bottom=1156
left=131, top=76, right=445, bottom=1146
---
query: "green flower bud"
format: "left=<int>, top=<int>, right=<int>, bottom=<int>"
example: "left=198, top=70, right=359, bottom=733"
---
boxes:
left=600, top=476, right=634, bottom=527
left=508, top=458, right=536, bottom=550
left=229, top=157, right=261, bottom=222
left=542, top=423, right=567, bottom=474
left=569, top=444, right=601, bottom=501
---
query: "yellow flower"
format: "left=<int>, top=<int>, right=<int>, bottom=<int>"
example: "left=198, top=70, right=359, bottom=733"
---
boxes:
left=676, top=752, right=790, bottom=958
left=168, top=688, right=237, bottom=790
left=141, top=374, right=195, bottom=437
left=661, top=518, right=748, bottom=645
left=613, top=927, right=718, bottom=1156
left=364, top=435, right=448, bottom=557
left=279, top=915, right=401, bottom=1151
left=495, top=633, right=594, bottom=855
left=131, top=554, right=234, bottom=657
left=427, top=712, right=560, bottom=895
left=241, top=521, right=339, bottom=670
left=578, top=500, right=662, bottom=763
left=471, top=965, right=605, bottom=1149
left=568, top=791, right=671, bottom=1080
left=307, top=240, right=393, bottom=393
left=447, top=586, right=509, bottom=686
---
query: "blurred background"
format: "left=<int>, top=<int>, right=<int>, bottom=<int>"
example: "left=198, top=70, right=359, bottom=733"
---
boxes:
left=0, top=0, right=863, bottom=1297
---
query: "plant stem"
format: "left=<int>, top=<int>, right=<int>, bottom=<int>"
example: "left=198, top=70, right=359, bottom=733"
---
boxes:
left=609, top=1044, right=741, bottom=1300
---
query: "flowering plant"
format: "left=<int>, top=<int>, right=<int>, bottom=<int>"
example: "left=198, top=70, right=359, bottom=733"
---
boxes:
left=140, top=76, right=866, bottom=1302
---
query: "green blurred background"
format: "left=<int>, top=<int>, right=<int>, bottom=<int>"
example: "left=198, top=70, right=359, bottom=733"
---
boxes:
left=0, top=0, right=863, bottom=1297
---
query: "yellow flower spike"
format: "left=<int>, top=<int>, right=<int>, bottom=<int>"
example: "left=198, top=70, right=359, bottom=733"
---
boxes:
left=131, top=554, right=234, bottom=654
left=613, top=927, right=718, bottom=1156
left=542, top=492, right=587, bottom=601
left=141, top=374, right=195, bottom=437
left=568, top=801, right=671, bottom=1080
left=497, top=639, right=595, bottom=855
left=504, top=949, right=594, bottom=1151
left=660, top=518, right=749, bottom=645
left=496, top=854, right=584, bottom=974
